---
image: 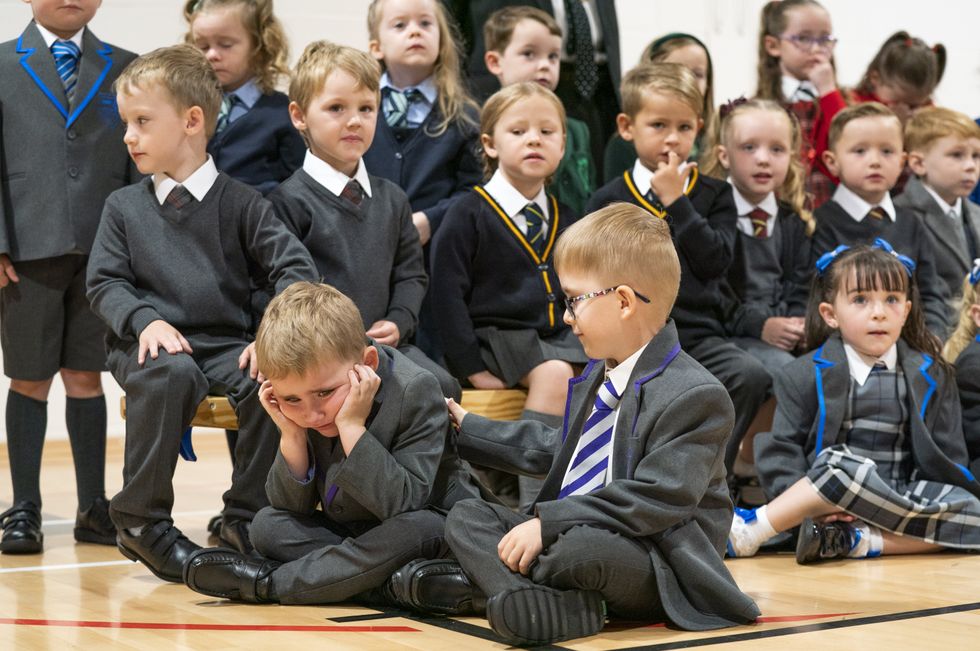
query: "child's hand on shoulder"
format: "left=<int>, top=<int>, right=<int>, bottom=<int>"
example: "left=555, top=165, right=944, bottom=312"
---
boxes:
left=335, top=363, right=381, bottom=452
left=237, top=342, right=265, bottom=382
left=761, top=316, right=806, bottom=351
left=0, top=254, right=19, bottom=287
left=366, top=320, right=400, bottom=346
left=446, top=397, right=468, bottom=429
left=258, top=380, right=306, bottom=440
left=412, top=211, right=431, bottom=245
left=498, top=517, right=543, bottom=575
left=138, top=319, right=193, bottom=365
left=468, top=370, right=507, bottom=389
left=808, top=52, right=836, bottom=96
left=650, top=151, right=696, bottom=207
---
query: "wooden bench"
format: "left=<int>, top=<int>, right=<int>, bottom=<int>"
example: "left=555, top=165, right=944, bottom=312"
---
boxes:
left=120, top=395, right=239, bottom=430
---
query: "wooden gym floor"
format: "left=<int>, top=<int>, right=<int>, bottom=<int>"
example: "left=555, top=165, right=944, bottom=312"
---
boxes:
left=1, top=432, right=979, bottom=650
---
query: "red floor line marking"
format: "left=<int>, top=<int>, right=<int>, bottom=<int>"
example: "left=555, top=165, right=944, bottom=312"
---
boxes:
left=0, top=618, right=418, bottom=632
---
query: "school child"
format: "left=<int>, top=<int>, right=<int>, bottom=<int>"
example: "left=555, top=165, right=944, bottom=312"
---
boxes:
left=730, top=243, right=980, bottom=564
left=391, top=205, right=759, bottom=645
left=702, top=98, right=813, bottom=369
left=942, top=262, right=980, bottom=469
left=267, top=41, right=460, bottom=402
left=482, top=5, right=594, bottom=215
left=811, top=102, right=952, bottom=336
left=756, top=0, right=847, bottom=209
left=604, top=32, right=717, bottom=183
left=0, top=0, right=137, bottom=554
left=182, top=282, right=485, bottom=605
left=86, top=45, right=317, bottom=581
left=430, top=82, right=586, bottom=509
left=185, top=0, right=304, bottom=195
left=894, top=107, right=980, bottom=311
left=587, top=63, right=772, bottom=476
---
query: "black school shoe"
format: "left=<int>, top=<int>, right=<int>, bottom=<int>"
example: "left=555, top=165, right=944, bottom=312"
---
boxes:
left=486, top=586, right=606, bottom=646
left=796, top=518, right=854, bottom=564
left=74, top=496, right=116, bottom=545
left=183, top=548, right=280, bottom=603
left=386, top=558, right=486, bottom=615
left=218, top=517, right=254, bottom=556
left=0, top=501, right=43, bottom=554
left=117, top=520, right=202, bottom=582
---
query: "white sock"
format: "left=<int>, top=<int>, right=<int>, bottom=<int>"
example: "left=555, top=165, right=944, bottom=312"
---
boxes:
left=847, top=522, right=884, bottom=558
left=728, top=505, right=778, bottom=557
left=127, top=527, right=143, bottom=537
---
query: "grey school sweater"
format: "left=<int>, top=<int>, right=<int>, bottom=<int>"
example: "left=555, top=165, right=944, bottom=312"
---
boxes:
left=267, top=169, right=427, bottom=340
left=87, top=173, right=317, bottom=340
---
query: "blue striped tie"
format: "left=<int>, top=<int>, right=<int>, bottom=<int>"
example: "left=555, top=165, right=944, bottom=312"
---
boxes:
left=384, top=88, right=424, bottom=128
left=522, top=202, right=545, bottom=255
left=558, top=378, right=621, bottom=498
left=51, top=39, right=81, bottom=104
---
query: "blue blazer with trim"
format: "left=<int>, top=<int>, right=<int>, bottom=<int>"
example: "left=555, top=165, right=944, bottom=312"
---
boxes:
left=0, top=22, right=137, bottom=262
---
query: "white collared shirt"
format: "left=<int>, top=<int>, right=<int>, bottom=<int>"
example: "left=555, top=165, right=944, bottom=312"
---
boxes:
left=302, top=150, right=373, bottom=198
left=833, top=183, right=897, bottom=223
left=844, top=342, right=897, bottom=386
left=483, top=169, right=549, bottom=238
left=730, top=183, right=779, bottom=236
left=153, top=155, right=219, bottom=205
left=782, top=75, right=817, bottom=102
left=922, top=183, right=962, bottom=219
left=380, top=72, right=437, bottom=128
left=35, top=23, right=84, bottom=52
left=631, top=159, right=692, bottom=205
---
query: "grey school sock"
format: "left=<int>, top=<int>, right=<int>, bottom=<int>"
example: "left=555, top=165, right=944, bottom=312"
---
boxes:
left=65, top=396, right=107, bottom=511
left=518, top=409, right=563, bottom=511
left=5, top=390, right=47, bottom=508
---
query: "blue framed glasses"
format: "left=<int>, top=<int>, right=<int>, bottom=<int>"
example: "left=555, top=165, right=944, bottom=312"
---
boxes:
left=780, top=33, right=838, bottom=51
left=564, top=286, right=651, bottom=319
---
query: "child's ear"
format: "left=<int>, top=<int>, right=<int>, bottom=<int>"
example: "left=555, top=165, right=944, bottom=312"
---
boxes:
left=616, top=113, right=633, bottom=141
left=969, top=303, right=980, bottom=329
left=818, top=301, right=838, bottom=329
left=822, top=150, right=840, bottom=178
left=362, top=345, right=380, bottom=371
left=185, top=105, right=205, bottom=135
left=367, top=39, right=384, bottom=62
left=484, top=50, right=503, bottom=76
left=288, top=101, right=307, bottom=132
left=480, top=133, right=498, bottom=160
left=716, top=144, right=730, bottom=170
left=763, top=34, right=782, bottom=59
left=907, top=150, right=927, bottom=177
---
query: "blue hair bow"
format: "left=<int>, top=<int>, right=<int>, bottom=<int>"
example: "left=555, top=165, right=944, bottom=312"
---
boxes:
left=872, top=238, right=916, bottom=277
left=970, top=258, right=980, bottom=285
left=814, top=245, right=849, bottom=275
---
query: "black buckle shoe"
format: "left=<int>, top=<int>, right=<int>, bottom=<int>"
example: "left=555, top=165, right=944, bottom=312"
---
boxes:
left=796, top=518, right=854, bottom=564
left=117, top=521, right=201, bottom=582
left=487, top=586, right=606, bottom=646
left=183, top=548, right=280, bottom=603
left=387, top=558, right=486, bottom=615
left=218, top=518, right=254, bottom=555
left=207, top=514, right=222, bottom=538
left=75, top=496, right=116, bottom=546
left=0, top=501, right=43, bottom=554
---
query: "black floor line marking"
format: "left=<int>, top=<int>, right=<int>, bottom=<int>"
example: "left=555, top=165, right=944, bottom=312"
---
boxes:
left=327, top=613, right=399, bottom=623
left=605, top=601, right=980, bottom=650
left=378, top=607, right=571, bottom=650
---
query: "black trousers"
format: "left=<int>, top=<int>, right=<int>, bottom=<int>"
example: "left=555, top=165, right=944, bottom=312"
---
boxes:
left=107, top=333, right=278, bottom=529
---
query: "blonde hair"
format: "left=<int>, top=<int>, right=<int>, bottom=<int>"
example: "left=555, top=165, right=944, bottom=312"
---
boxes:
left=256, top=282, right=369, bottom=379
left=554, top=202, right=680, bottom=317
left=621, top=62, right=702, bottom=120
left=367, top=0, right=478, bottom=135
left=115, top=44, right=222, bottom=138
left=701, top=99, right=814, bottom=234
left=756, top=0, right=834, bottom=102
left=184, top=0, right=290, bottom=94
left=827, top=101, right=900, bottom=151
left=484, top=6, right=561, bottom=52
left=905, top=106, right=980, bottom=154
left=289, top=40, right=381, bottom=112
left=480, top=82, right=566, bottom=179
left=943, top=273, right=980, bottom=363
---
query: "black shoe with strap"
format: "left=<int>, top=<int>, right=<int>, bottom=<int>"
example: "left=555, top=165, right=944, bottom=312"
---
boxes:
left=183, top=548, right=280, bottom=603
left=796, top=518, right=854, bottom=564
left=74, top=496, right=116, bottom=546
left=0, top=501, right=43, bottom=554
left=386, top=558, right=487, bottom=615
left=117, top=520, right=201, bottom=582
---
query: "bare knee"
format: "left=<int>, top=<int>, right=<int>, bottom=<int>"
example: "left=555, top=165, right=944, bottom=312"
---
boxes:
left=9, top=377, right=55, bottom=401
left=524, top=360, right=574, bottom=413
left=60, top=369, right=104, bottom=398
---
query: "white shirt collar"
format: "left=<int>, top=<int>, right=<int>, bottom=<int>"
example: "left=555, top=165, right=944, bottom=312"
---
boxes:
left=302, top=150, right=373, bottom=198
left=35, top=23, right=84, bottom=51
left=228, top=78, right=262, bottom=109
left=782, top=75, right=817, bottom=102
left=605, top=341, right=650, bottom=399
left=153, top=155, right=219, bottom=205
left=380, top=72, right=438, bottom=106
left=833, top=183, right=896, bottom=222
left=843, top=342, right=897, bottom=386
left=484, top=169, right=549, bottom=219
left=922, top=183, right=962, bottom=218
left=631, top=159, right=655, bottom=198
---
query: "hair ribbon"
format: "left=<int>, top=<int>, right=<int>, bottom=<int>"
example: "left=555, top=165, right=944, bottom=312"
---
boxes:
left=970, top=258, right=980, bottom=286
left=814, top=245, right=849, bottom=276
left=872, top=238, right=916, bottom=277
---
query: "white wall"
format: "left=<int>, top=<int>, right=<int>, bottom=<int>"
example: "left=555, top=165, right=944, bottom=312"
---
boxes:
left=1, top=0, right=978, bottom=442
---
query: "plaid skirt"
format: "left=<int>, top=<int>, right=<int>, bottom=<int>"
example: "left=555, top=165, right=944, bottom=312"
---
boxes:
left=808, top=445, right=980, bottom=549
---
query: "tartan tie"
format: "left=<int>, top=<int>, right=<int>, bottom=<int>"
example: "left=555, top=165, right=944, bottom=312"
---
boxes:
left=522, top=202, right=546, bottom=255
left=749, top=207, right=770, bottom=238
left=564, top=0, right=598, bottom=99
left=384, top=88, right=424, bottom=128
left=165, top=185, right=194, bottom=210
left=867, top=206, right=887, bottom=221
left=340, top=179, right=364, bottom=206
left=559, top=378, right=621, bottom=498
left=51, top=40, right=80, bottom=104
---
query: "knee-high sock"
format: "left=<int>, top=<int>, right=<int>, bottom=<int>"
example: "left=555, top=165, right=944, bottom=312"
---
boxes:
left=6, top=390, right=47, bottom=508
left=518, top=409, right=563, bottom=511
left=65, top=396, right=107, bottom=511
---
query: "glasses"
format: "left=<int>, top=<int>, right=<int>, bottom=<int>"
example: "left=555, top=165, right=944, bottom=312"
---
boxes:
left=563, top=286, right=651, bottom=320
left=780, top=33, right=838, bottom=51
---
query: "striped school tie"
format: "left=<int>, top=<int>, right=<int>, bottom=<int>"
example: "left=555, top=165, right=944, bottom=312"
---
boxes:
left=51, top=39, right=80, bottom=104
left=558, top=378, right=621, bottom=498
left=522, top=202, right=546, bottom=255
left=340, top=179, right=364, bottom=206
left=215, top=94, right=238, bottom=135
left=867, top=206, right=887, bottom=221
left=165, top=185, right=194, bottom=210
left=749, top=208, right=770, bottom=238
left=384, top=88, right=424, bottom=128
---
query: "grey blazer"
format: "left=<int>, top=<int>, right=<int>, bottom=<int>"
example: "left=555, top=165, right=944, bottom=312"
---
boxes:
left=0, top=23, right=137, bottom=262
left=895, top=176, right=980, bottom=307
left=457, top=321, right=760, bottom=631
left=755, top=333, right=980, bottom=500
left=265, top=344, right=487, bottom=525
